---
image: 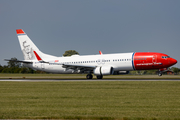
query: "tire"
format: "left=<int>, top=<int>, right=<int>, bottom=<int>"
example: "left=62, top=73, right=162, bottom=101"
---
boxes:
left=158, top=72, right=162, bottom=76
left=86, top=74, right=93, bottom=79
left=97, top=75, right=103, bottom=79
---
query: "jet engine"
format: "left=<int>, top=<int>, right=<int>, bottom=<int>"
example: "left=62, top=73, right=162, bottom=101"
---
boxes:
left=93, top=66, right=114, bottom=75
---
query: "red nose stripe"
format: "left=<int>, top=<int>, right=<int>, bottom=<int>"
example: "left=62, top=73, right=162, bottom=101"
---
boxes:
left=171, top=58, right=177, bottom=65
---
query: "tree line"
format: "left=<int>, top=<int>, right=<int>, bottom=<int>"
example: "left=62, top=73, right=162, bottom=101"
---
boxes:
left=0, top=58, right=43, bottom=73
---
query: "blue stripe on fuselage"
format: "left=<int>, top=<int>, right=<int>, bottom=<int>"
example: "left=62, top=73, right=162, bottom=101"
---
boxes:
left=132, top=52, right=135, bottom=70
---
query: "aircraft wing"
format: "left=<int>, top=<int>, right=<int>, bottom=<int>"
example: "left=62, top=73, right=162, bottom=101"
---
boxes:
left=62, top=64, right=96, bottom=73
left=62, top=64, right=96, bottom=69
left=4, top=59, right=32, bottom=64
left=49, top=62, right=96, bottom=73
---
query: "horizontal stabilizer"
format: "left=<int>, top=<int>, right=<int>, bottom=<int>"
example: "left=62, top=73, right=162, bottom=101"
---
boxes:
left=4, top=59, right=32, bottom=63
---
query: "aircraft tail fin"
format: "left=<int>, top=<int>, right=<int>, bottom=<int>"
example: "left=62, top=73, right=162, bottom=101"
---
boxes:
left=16, top=29, right=57, bottom=61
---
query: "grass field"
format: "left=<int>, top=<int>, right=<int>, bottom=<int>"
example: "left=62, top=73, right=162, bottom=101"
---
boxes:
left=0, top=81, right=180, bottom=119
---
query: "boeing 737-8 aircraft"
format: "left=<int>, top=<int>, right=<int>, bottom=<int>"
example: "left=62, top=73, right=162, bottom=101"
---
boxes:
left=5, top=29, right=177, bottom=79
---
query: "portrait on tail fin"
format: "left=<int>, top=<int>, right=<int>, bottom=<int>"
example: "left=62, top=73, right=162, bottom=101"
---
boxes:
left=22, top=41, right=35, bottom=60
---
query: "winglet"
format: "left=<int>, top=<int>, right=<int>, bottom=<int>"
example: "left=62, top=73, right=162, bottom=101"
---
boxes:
left=99, top=51, right=103, bottom=55
left=16, top=29, right=25, bottom=35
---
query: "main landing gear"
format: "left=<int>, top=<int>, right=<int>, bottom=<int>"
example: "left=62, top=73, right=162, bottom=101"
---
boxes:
left=96, top=75, right=103, bottom=79
left=86, top=74, right=103, bottom=79
left=86, top=74, right=93, bottom=79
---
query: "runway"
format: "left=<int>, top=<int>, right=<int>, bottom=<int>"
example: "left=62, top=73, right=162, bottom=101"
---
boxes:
left=0, top=79, right=180, bottom=81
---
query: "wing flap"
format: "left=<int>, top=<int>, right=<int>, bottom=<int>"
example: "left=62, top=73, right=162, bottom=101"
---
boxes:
left=62, top=64, right=96, bottom=69
left=62, top=64, right=95, bottom=73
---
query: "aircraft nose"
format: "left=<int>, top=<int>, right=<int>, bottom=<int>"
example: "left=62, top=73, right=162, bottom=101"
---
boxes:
left=170, top=58, right=177, bottom=65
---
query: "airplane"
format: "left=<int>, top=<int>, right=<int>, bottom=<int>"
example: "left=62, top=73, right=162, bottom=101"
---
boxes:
left=5, top=29, right=177, bottom=79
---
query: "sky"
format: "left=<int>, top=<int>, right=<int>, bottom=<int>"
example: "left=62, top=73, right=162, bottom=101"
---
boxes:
left=0, top=0, right=180, bottom=68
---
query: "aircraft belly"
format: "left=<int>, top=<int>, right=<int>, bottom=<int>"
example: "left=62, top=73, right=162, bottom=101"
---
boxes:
left=113, top=62, right=134, bottom=71
left=45, top=64, right=73, bottom=73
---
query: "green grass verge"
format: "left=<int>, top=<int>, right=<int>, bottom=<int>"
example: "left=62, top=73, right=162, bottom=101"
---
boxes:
left=0, top=81, right=180, bottom=119
left=0, top=73, right=180, bottom=79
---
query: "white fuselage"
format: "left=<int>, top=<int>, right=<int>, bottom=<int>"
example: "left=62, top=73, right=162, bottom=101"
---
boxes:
left=24, top=52, right=134, bottom=73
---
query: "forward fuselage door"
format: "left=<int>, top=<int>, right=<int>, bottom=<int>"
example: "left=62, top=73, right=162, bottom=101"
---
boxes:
left=152, top=54, right=157, bottom=63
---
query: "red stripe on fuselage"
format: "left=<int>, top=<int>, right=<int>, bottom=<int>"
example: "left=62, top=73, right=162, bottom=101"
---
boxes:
left=133, top=52, right=174, bottom=70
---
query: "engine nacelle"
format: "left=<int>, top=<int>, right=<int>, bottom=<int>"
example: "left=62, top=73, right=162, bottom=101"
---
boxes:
left=93, top=66, right=114, bottom=75
left=113, top=71, right=129, bottom=75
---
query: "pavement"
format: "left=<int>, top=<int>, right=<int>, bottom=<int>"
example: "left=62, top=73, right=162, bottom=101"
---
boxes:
left=0, top=79, right=180, bottom=82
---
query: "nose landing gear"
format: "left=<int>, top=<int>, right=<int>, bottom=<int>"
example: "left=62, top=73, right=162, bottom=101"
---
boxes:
left=158, top=71, right=162, bottom=76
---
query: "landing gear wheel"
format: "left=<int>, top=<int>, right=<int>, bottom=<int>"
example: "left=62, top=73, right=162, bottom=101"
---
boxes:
left=86, top=74, right=93, bottom=79
left=158, top=72, right=162, bottom=76
left=97, top=75, right=103, bottom=79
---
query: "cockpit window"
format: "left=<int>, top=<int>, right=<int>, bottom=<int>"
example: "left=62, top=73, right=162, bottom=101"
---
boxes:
left=162, top=56, right=170, bottom=59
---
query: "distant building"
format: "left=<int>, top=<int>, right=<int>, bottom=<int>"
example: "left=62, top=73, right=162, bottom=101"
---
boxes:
left=166, top=70, right=174, bottom=75
left=156, top=70, right=174, bottom=75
